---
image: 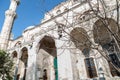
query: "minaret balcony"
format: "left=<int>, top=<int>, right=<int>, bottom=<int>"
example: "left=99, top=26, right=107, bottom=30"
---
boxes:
left=5, top=10, right=16, bottom=17
left=11, top=0, right=20, bottom=5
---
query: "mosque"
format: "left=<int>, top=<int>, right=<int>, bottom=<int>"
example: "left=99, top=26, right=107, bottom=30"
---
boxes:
left=0, top=0, right=120, bottom=80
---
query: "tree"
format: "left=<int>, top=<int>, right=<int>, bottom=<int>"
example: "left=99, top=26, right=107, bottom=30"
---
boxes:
left=54, top=0, right=120, bottom=73
left=86, top=0, right=120, bottom=72
left=0, top=50, right=13, bottom=80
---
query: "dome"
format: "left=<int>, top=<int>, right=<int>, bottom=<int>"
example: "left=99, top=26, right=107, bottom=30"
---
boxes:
left=24, top=25, right=35, bottom=31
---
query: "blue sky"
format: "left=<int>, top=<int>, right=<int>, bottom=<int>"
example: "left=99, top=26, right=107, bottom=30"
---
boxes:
left=0, top=0, right=65, bottom=39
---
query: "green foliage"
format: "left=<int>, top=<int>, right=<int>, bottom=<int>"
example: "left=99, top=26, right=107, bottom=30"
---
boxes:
left=0, top=50, right=13, bottom=80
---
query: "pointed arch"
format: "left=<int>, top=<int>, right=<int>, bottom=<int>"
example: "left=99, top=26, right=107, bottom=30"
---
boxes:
left=93, top=18, right=120, bottom=77
left=93, top=18, right=118, bottom=45
left=70, top=27, right=97, bottom=78
left=39, top=35, right=57, bottom=57
left=18, top=47, right=28, bottom=80
left=21, top=47, right=28, bottom=67
left=12, top=51, right=17, bottom=58
left=70, top=27, right=91, bottom=51
left=37, top=35, right=58, bottom=80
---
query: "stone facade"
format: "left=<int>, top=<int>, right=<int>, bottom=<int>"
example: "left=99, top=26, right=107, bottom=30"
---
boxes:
left=1, top=0, right=120, bottom=80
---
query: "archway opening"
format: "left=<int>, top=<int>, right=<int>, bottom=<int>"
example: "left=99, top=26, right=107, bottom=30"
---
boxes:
left=70, top=27, right=97, bottom=78
left=93, top=18, right=120, bottom=77
left=39, top=36, right=57, bottom=57
left=70, top=27, right=98, bottom=78
left=11, top=51, right=18, bottom=79
left=19, top=47, right=28, bottom=80
left=21, top=47, right=28, bottom=67
left=93, top=18, right=118, bottom=46
left=37, top=35, right=58, bottom=80
left=12, top=51, right=17, bottom=58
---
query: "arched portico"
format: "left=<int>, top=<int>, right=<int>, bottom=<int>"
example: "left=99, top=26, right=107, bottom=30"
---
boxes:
left=70, top=27, right=97, bottom=79
left=11, top=51, right=18, bottom=68
left=17, top=47, right=28, bottom=80
left=11, top=51, right=18, bottom=78
left=12, top=51, right=18, bottom=59
left=36, top=35, right=58, bottom=80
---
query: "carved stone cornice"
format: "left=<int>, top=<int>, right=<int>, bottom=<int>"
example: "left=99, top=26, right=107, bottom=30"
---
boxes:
left=5, top=10, right=16, bottom=17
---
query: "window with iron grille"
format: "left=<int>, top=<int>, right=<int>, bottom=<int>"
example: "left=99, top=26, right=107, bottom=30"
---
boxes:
left=84, top=58, right=97, bottom=78
left=109, top=54, right=120, bottom=77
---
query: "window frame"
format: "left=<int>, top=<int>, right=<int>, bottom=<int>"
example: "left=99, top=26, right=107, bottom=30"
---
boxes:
left=84, top=57, right=98, bottom=78
left=108, top=53, right=120, bottom=77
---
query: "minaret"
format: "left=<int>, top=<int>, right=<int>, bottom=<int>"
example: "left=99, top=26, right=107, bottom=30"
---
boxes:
left=0, top=0, right=20, bottom=50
